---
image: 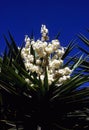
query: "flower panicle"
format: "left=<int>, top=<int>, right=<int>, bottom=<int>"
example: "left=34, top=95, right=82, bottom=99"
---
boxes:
left=21, top=25, right=72, bottom=86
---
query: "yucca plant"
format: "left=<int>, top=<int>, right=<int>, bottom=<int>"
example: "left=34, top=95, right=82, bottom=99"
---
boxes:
left=77, top=33, right=89, bottom=74
left=0, top=25, right=89, bottom=130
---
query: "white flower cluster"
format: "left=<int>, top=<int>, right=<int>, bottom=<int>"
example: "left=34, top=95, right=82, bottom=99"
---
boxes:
left=21, top=25, right=72, bottom=86
left=41, top=24, right=49, bottom=41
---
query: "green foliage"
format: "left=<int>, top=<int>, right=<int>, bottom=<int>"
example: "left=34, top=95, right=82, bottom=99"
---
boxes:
left=0, top=33, right=89, bottom=130
left=77, top=33, right=89, bottom=74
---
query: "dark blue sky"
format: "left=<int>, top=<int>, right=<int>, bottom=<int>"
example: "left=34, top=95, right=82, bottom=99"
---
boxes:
left=0, top=0, right=89, bottom=52
left=0, top=0, right=89, bottom=86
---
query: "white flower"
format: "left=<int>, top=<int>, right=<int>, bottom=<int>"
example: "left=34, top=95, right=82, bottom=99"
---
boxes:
left=64, top=67, right=72, bottom=75
left=32, top=40, right=47, bottom=57
left=58, top=75, right=70, bottom=84
left=25, top=35, right=30, bottom=48
left=58, top=69, right=65, bottom=75
left=56, top=48, right=65, bottom=58
left=58, top=76, right=67, bottom=83
left=25, top=62, right=33, bottom=71
left=27, top=55, right=34, bottom=63
left=18, top=47, right=20, bottom=50
left=41, top=25, right=48, bottom=34
left=25, top=78, right=30, bottom=84
left=25, top=42, right=30, bottom=48
left=45, top=46, right=53, bottom=54
left=51, top=39, right=60, bottom=51
left=48, top=74, right=54, bottom=85
left=66, top=75, right=70, bottom=79
left=30, top=65, right=42, bottom=75
left=31, top=40, right=35, bottom=45
left=21, top=25, right=72, bottom=86
left=36, top=59, right=41, bottom=65
left=43, top=42, right=48, bottom=48
left=48, top=43, right=52, bottom=48
left=21, top=51, right=27, bottom=59
left=41, top=25, right=49, bottom=41
left=40, top=75, right=44, bottom=82
left=49, top=59, right=63, bottom=69
left=25, top=36, right=30, bottom=42
left=24, top=35, right=28, bottom=42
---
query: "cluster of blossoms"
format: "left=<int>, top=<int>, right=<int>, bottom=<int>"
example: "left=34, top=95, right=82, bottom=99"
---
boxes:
left=21, top=25, right=72, bottom=86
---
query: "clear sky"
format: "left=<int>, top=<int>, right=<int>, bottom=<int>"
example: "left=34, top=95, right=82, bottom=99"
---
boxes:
left=0, top=0, right=89, bottom=51
left=0, top=0, right=89, bottom=86
left=0, top=0, right=89, bottom=50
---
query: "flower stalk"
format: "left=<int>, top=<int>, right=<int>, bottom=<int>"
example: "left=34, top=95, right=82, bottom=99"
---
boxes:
left=21, top=25, right=72, bottom=87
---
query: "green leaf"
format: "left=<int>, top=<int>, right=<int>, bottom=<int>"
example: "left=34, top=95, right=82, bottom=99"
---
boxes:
left=8, top=31, right=18, bottom=53
left=77, top=45, right=89, bottom=55
left=71, top=55, right=83, bottom=72
left=78, top=33, right=89, bottom=47
left=63, top=52, right=80, bottom=67
left=59, top=74, right=88, bottom=96
left=30, top=44, right=36, bottom=64
left=0, top=80, right=18, bottom=95
left=44, top=67, right=49, bottom=92
left=13, top=61, right=39, bottom=89
left=54, top=32, right=60, bottom=39
left=39, top=76, right=44, bottom=92
left=62, top=39, right=76, bottom=60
